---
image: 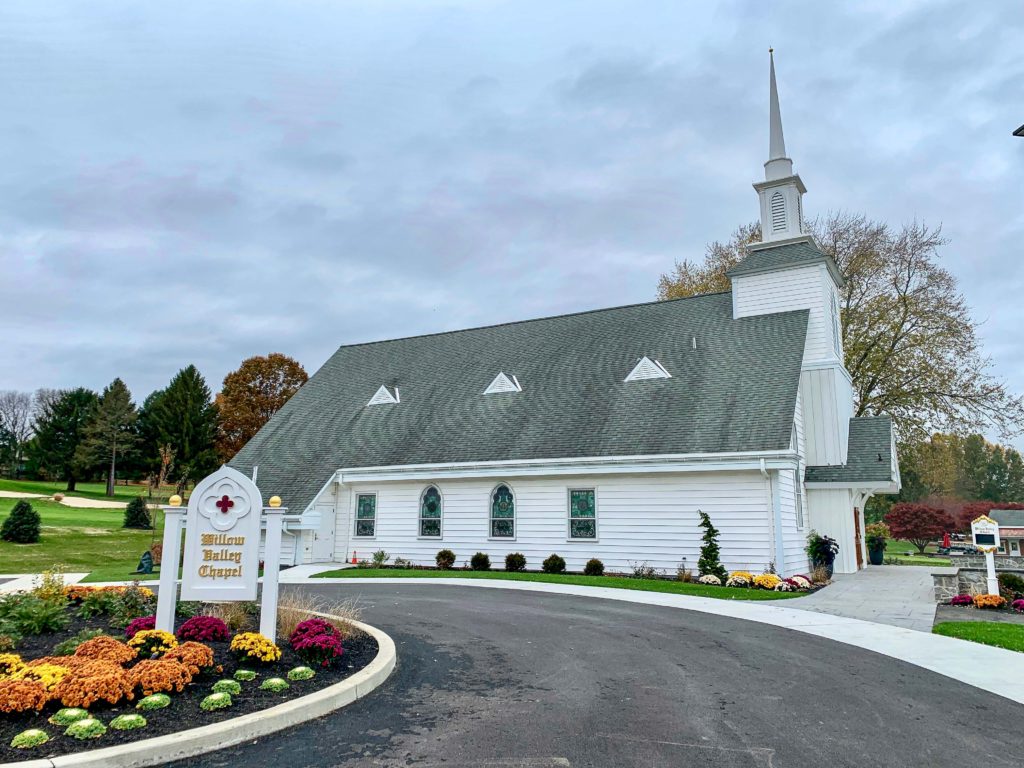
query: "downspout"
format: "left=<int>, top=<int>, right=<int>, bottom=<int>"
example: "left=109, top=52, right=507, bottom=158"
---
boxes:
left=761, top=459, right=787, bottom=576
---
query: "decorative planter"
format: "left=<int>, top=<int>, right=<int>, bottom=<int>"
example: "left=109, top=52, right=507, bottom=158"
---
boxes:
left=868, top=546, right=885, bottom=566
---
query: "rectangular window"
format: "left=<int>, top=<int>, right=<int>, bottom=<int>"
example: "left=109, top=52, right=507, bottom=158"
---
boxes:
left=795, top=474, right=805, bottom=529
left=355, top=493, right=376, bottom=537
left=568, top=489, right=597, bottom=539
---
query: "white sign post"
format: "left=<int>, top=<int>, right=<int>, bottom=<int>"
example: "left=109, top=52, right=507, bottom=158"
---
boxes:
left=971, top=515, right=1001, bottom=596
left=153, top=465, right=286, bottom=642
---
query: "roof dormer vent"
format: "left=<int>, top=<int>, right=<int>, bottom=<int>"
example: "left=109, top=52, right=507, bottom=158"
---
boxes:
left=624, top=356, right=671, bottom=382
left=367, top=384, right=400, bottom=406
left=484, top=372, right=522, bottom=394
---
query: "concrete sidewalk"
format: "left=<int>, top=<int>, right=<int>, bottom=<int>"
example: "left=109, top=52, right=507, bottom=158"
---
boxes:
left=789, top=564, right=955, bottom=632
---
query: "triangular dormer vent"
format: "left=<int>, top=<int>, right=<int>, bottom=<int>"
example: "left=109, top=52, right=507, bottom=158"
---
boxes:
left=367, top=384, right=400, bottom=406
left=484, top=372, right=522, bottom=394
left=624, top=357, right=671, bottom=382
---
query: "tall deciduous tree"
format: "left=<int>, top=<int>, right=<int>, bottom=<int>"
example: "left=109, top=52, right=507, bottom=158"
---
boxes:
left=76, top=378, right=139, bottom=497
left=29, top=388, right=99, bottom=491
left=140, top=365, right=219, bottom=493
left=215, top=353, right=307, bottom=461
left=0, top=391, right=33, bottom=478
left=657, top=214, right=1024, bottom=441
left=884, top=503, right=956, bottom=553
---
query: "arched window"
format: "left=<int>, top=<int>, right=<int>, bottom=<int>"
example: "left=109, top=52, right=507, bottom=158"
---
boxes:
left=770, top=191, right=786, bottom=232
left=490, top=484, right=515, bottom=538
left=420, top=486, right=442, bottom=537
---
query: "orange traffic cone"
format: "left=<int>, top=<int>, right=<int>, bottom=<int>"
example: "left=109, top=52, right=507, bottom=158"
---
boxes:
left=351, top=551, right=357, bottom=564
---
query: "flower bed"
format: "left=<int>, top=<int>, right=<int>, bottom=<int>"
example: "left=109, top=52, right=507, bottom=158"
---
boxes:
left=0, top=584, right=377, bottom=759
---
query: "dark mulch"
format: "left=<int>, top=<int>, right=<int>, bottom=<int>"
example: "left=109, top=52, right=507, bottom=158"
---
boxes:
left=935, top=603, right=1024, bottom=626
left=0, top=610, right=378, bottom=760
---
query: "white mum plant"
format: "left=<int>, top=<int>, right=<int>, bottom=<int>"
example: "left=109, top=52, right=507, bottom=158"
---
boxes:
left=725, top=576, right=749, bottom=588
left=697, top=574, right=722, bottom=586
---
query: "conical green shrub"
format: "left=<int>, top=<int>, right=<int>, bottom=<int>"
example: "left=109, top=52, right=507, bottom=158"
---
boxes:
left=1, top=500, right=41, bottom=543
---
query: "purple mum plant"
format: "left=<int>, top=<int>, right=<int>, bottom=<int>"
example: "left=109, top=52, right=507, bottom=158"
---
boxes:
left=1012, top=599, right=1024, bottom=614
left=178, top=615, right=230, bottom=643
left=292, top=632, right=345, bottom=668
left=949, top=594, right=974, bottom=606
left=125, top=615, right=156, bottom=640
left=290, top=618, right=339, bottom=646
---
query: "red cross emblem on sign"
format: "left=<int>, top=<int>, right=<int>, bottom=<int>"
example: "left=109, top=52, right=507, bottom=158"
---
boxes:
left=215, top=495, right=234, bottom=514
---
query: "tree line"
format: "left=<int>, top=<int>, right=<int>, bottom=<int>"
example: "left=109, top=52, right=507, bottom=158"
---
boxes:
left=0, top=353, right=307, bottom=496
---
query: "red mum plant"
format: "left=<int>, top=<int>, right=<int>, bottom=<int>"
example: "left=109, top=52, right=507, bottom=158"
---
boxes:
left=125, top=615, right=156, bottom=640
left=1012, top=599, right=1024, bottom=614
left=949, top=594, right=974, bottom=606
left=289, top=618, right=339, bottom=646
left=291, top=632, right=344, bottom=668
left=177, top=615, right=230, bottom=643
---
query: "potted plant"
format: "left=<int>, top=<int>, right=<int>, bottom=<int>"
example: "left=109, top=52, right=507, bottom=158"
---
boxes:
left=865, top=522, right=889, bottom=566
left=806, top=530, right=840, bottom=577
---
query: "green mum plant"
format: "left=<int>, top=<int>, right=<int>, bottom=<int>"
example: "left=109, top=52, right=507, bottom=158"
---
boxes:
left=259, top=677, right=289, bottom=692
left=49, top=707, right=90, bottom=726
left=287, top=666, right=315, bottom=681
left=66, top=718, right=107, bottom=740
left=212, top=679, right=242, bottom=695
left=110, top=714, right=147, bottom=731
left=10, top=729, right=49, bottom=749
left=233, top=669, right=258, bottom=682
left=136, top=693, right=172, bottom=711
left=200, top=692, right=233, bottom=711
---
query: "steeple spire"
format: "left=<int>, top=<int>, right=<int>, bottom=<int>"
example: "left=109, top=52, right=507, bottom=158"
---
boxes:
left=753, top=48, right=805, bottom=242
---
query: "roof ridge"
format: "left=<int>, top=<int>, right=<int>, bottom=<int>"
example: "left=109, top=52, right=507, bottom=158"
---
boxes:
left=337, top=290, right=734, bottom=351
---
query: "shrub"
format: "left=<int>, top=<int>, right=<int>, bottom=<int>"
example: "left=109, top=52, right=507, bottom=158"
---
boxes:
left=973, top=594, right=1007, bottom=610
left=293, top=631, right=345, bottom=668
left=0, top=628, right=20, bottom=651
left=128, top=629, right=178, bottom=658
left=288, top=665, right=315, bottom=681
left=136, top=693, right=171, bottom=711
left=697, top=574, right=722, bottom=586
left=676, top=564, right=693, bottom=582
left=436, top=549, right=456, bottom=570
left=260, top=677, right=289, bottom=692
left=176, top=601, right=205, bottom=619
left=200, top=692, right=233, bottom=711
left=110, top=713, right=147, bottom=731
left=505, top=552, right=527, bottom=572
left=470, top=552, right=491, bottom=571
left=178, top=615, right=230, bottom=643
left=629, top=561, right=658, bottom=579
left=123, top=497, right=152, bottom=529
left=0, top=679, right=50, bottom=712
left=212, top=679, right=242, bottom=695
left=54, top=659, right=134, bottom=708
left=753, top=574, right=782, bottom=590
left=66, top=717, right=106, bottom=740
left=1012, top=599, right=1024, bottom=614
left=584, top=558, right=604, bottom=576
left=234, top=669, right=258, bottom=682
left=125, top=615, right=156, bottom=640
left=697, top=510, right=728, bottom=582
left=129, top=659, right=193, bottom=696
left=10, top=728, right=49, bottom=749
left=77, top=590, right=118, bottom=619
left=230, top=632, right=281, bottom=664
left=7, top=596, right=69, bottom=635
left=998, top=572, right=1024, bottom=598
left=31, top=568, right=67, bottom=603
left=542, top=554, right=566, bottom=574
left=865, top=522, right=891, bottom=550
left=162, top=641, right=216, bottom=676
left=1, top=499, right=41, bottom=543
left=372, top=549, right=391, bottom=567
left=76, top=635, right=138, bottom=665
left=108, top=583, right=158, bottom=628
left=805, top=530, right=841, bottom=566
left=53, top=628, right=108, bottom=656
left=49, top=707, right=89, bottom=726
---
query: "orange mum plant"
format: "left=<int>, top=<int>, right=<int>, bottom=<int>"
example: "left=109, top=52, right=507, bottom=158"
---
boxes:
left=0, top=679, right=51, bottom=713
left=973, top=594, right=1007, bottom=609
left=162, top=642, right=216, bottom=676
left=54, top=659, right=134, bottom=708
left=74, top=635, right=138, bottom=665
left=129, top=659, right=194, bottom=696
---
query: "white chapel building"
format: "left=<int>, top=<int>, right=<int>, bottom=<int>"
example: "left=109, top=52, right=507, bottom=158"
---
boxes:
left=233, top=54, right=900, bottom=576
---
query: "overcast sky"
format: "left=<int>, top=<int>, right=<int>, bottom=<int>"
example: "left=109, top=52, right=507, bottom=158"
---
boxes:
left=2, top=1, right=1022, bottom=432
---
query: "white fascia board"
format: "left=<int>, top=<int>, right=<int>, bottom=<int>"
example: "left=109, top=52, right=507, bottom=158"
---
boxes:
left=805, top=481, right=898, bottom=493
left=337, top=451, right=800, bottom=483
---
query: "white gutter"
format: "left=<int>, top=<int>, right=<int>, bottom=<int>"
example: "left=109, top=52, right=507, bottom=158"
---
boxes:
left=760, top=459, right=787, bottom=576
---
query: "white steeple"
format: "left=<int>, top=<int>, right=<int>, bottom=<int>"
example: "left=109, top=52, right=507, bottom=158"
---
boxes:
left=754, top=49, right=806, bottom=243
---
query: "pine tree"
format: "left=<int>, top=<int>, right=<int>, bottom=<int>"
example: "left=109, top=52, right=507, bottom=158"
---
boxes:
left=29, top=388, right=99, bottom=491
left=77, top=378, right=139, bottom=497
left=1, top=499, right=41, bottom=543
left=697, top=510, right=728, bottom=581
left=122, top=496, right=152, bottom=529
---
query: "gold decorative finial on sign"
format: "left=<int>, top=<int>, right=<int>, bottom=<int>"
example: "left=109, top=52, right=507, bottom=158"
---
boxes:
left=269, top=496, right=282, bottom=508
left=769, top=47, right=773, bottom=54
left=169, top=494, right=182, bottom=507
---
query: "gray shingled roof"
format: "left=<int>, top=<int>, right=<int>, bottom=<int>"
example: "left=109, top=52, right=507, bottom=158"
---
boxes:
left=726, top=238, right=844, bottom=287
left=991, top=510, right=1024, bottom=527
left=230, top=293, right=809, bottom=511
left=804, top=416, right=895, bottom=485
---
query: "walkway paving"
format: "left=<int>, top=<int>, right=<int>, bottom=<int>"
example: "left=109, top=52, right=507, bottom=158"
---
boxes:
left=789, top=564, right=955, bottom=632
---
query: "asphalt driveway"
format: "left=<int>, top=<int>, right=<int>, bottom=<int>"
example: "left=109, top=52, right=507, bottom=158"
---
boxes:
left=170, top=584, right=1024, bottom=768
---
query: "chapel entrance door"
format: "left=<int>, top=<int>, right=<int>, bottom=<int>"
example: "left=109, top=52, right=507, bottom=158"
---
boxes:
left=853, top=507, right=864, bottom=570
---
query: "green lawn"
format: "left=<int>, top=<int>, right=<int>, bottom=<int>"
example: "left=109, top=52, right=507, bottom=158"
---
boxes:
left=0, top=495, right=165, bottom=582
left=884, top=538, right=951, bottom=567
left=933, top=621, right=1024, bottom=652
left=0, top=478, right=175, bottom=503
left=311, top=567, right=802, bottom=600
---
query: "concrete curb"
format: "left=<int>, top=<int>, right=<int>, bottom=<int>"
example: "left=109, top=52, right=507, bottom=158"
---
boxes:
left=1, top=617, right=396, bottom=768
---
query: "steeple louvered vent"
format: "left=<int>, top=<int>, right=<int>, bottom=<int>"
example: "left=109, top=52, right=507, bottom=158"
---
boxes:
left=770, top=192, right=786, bottom=232
left=367, top=384, right=400, bottom=406
left=624, top=357, right=671, bottom=382
left=484, top=372, right=522, bottom=394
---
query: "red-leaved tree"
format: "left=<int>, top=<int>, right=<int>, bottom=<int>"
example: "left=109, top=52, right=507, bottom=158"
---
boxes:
left=885, top=503, right=956, bottom=553
left=957, top=501, right=1024, bottom=533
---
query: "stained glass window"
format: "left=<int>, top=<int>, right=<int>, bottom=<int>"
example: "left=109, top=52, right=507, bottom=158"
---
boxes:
left=355, top=493, right=376, bottom=537
left=420, top=486, right=442, bottom=537
left=569, top=489, right=596, bottom=539
left=490, top=485, right=515, bottom=538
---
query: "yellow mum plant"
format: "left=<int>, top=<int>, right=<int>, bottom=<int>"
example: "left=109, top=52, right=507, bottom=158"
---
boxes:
left=11, top=663, right=69, bottom=691
left=128, top=630, right=178, bottom=657
left=230, top=633, right=281, bottom=664
left=0, top=653, right=25, bottom=677
left=729, top=571, right=754, bottom=582
left=752, top=574, right=782, bottom=590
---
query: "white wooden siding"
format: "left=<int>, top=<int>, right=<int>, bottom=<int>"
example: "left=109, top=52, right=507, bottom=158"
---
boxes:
left=258, top=531, right=297, bottom=566
left=329, top=471, right=777, bottom=575
left=806, top=487, right=858, bottom=574
left=800, top=366, right=854, bottom=466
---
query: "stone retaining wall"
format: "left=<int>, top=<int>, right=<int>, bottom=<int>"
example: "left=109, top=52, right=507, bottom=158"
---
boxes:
left=933, top=561, right=1024, bottom=601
